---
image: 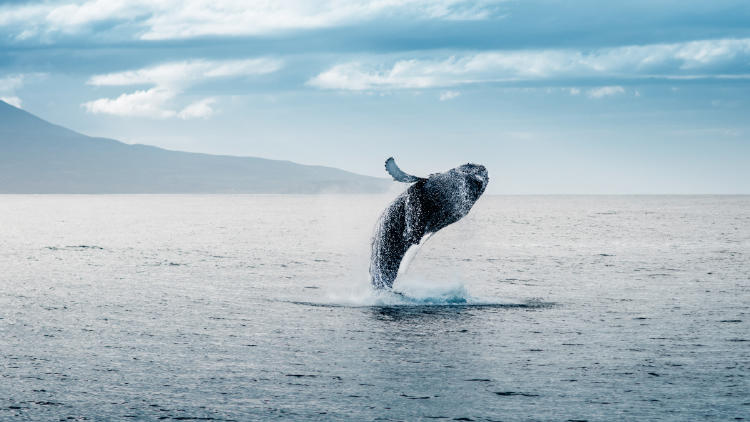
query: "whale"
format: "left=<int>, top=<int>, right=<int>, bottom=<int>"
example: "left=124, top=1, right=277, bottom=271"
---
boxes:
left=369, top=157, right=489, bottom=289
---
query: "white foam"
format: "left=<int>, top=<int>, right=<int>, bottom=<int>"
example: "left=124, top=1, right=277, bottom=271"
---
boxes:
left=317, top=274, right=518, bottom=307
left=397, top=232, right=433, bottom=278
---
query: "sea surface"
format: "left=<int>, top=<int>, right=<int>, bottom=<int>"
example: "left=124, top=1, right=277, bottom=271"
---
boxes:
left=1, top=195, right=748, bottom=421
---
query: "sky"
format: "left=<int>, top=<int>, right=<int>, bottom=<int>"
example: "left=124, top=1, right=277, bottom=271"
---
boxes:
left=1, top=0, right=749, bottom=194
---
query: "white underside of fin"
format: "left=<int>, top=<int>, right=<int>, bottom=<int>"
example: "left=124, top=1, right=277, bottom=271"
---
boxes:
left=397, top=232, right=433, bottom=278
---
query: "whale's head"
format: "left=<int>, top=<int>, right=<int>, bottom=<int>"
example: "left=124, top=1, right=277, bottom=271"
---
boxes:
left=454, top=163, right=489, bottom=203
left=422, top=162, right=489, bottom=228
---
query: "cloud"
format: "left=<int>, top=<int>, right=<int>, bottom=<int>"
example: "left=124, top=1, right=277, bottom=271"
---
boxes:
left=0, top=96, right=22, bottom=108
left=83, top=58, right=281, bottom=118
left=308, top=60, right=460, bottom=90
left=587, top=86, right=625, bottom=99
left=87, top=58, right=281, bottom=88
left=0, top=74, right=46, bottom=108
left=83, top=88, right=177, bottom=118
left=178, top=98, right=216, bottom=119
left=0, top=75, right=25, bottom=92
left=0, top=0, right=502, bottom=41
left=439, top=90, right=460, bottom=101
left=308, top=38, right=750, bottom=91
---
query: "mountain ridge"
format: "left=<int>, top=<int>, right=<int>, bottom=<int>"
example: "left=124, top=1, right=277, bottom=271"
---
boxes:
left=0, top=100, right=390, bottom=193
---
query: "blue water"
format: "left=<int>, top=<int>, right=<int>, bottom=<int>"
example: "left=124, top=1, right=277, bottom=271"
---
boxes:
left=0, top=195, right=748, bottom=420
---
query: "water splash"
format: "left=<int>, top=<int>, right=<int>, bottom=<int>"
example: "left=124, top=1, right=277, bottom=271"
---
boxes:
left=298, top=275, right=529, bottom=308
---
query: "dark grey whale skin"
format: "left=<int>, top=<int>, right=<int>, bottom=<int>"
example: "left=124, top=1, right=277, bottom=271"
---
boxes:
left=370, top=163, right=489, bottom=289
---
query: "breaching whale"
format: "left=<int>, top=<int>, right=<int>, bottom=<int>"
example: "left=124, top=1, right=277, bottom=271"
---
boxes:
left=369, top=157, right=489, bottom=289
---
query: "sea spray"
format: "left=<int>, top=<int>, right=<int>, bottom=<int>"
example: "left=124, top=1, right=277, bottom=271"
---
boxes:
left=319, top=273, right=516, bottom=307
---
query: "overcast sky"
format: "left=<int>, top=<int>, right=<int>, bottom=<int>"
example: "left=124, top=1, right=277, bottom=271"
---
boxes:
left=1, top=0, right=749, bottom=193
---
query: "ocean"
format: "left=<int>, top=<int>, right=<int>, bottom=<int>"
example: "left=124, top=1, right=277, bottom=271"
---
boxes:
left=1, top=195, right=748, bottom=421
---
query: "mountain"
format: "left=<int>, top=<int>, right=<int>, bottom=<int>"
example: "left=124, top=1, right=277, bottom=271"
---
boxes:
left=0, top=100, right=389, bottom=193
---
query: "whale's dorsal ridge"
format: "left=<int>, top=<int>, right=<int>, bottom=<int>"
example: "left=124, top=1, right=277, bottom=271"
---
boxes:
left=385, top=157, right=425, bottom=183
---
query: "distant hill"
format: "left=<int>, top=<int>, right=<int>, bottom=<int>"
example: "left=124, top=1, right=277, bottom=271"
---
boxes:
left=0, top=100, right=389, bottom=193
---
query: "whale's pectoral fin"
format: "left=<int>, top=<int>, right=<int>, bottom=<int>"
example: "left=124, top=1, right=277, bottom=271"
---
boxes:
left=385, top=157, right=426, bottom=183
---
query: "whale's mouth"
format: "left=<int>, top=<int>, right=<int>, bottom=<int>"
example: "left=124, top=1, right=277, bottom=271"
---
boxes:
left=473, top=173, right=488, bottom=190
left=474, top=166, right=489, bottom=188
